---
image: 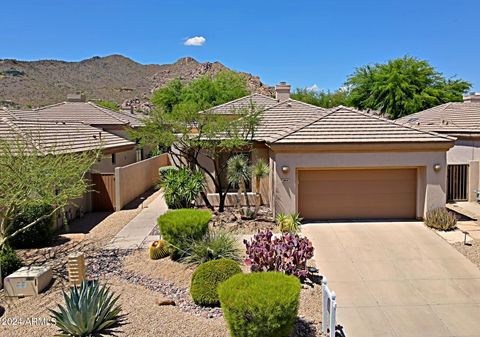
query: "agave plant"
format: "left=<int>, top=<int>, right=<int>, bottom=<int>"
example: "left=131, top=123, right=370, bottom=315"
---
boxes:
left=49, top=280, right=121, bottom=337
left=276, top=212, right=303, bottom=233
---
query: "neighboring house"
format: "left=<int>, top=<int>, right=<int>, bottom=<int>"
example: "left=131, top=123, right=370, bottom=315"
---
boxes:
left=0, top=116, right=136, bottom=226
left=204, top=83, right=454, bottom=220
left=8, top=95, right=147, bottom=165
left=397, top=93, right=480, bottom=202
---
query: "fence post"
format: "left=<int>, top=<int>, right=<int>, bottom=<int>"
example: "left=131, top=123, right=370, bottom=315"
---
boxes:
left=329, top=291, right=336, bottom=337
left=322, top=277, right=328, bottom=335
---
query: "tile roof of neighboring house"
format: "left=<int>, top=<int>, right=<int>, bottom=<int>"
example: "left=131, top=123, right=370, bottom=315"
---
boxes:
left=396, top=102, right=480, bottom=133
left=207, top=93, right=278, bottom=115
left=10, top=101, right=144, bottom=127
left=254, top=99, right=328, bottom=142
left=0, top=117, right=135, bottom=154
left=270, top=106, right=454, bottom=144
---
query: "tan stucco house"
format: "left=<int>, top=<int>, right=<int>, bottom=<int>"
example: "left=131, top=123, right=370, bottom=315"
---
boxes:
left=205, top=84, right=455, bottom=221
left=397, top=94, right=480, bottom=203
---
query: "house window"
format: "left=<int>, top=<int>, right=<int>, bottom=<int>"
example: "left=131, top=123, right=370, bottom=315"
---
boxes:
left=111, top=153, right=116, bottom=165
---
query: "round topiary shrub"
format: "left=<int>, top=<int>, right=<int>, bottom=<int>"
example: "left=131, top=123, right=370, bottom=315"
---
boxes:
left=190, top=258, right=242, bottom=307
left=6, top=204, right=54, bottom=248
left=218, top=272, right=301, bottom=337
left=0, top=245, right=23, bottom=278
left=157, top=209, right=211, bottom=260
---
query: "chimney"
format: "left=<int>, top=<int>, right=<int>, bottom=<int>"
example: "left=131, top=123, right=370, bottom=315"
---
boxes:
left=67, top=93, right=86, bottom=102
left=275, top=82, right=291, bottom=102
left=464, top=92, right=480, bottom=103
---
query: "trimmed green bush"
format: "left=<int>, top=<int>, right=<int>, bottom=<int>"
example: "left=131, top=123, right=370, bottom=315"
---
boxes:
left=158, top=209, right=211, bottom=259
left=425, top=207, right=457, bottom=231
left=218, top=272, right=301, bottom=337
left=0, top=245, right=23, bottom=278
left=6, top=204, right=54, bottom=248
left=190, top=258, right=242, bottom=307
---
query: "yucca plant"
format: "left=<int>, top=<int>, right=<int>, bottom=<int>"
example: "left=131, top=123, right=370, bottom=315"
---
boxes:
left=149, top=239, right=170, bottom=260
left=49, top=280, right=121, bottom=337
left=253, top=159, right=270, bottom=215
left=276, top=212, right=303, bottom=233
left=227, top=154, right=252, bottom=214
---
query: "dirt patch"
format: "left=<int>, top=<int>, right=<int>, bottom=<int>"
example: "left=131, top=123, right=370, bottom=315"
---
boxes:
left=123, top=250, right=195, bottom=289
left=453, top=239, right=480, bottom=269
left=210, top=206, right=278, bottom=234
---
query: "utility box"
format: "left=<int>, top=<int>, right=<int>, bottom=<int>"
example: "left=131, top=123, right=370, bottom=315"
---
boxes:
left=4, top=266, right=53, bottom=297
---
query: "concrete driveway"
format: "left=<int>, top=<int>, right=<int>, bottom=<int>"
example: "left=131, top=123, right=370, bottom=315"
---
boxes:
left=302, top=222, right=480, bottom=337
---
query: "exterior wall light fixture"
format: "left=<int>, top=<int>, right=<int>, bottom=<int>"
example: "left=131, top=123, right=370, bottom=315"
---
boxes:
left=281, top=166, right=290, bottom=174
left=433, top=164, right=441, bottom=172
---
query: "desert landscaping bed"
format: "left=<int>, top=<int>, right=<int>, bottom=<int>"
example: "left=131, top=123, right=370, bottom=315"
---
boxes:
left=0, top=202, right=323, bottom=337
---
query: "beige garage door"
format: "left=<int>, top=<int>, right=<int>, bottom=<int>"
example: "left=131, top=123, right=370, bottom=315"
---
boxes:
left=298, top=168, right=417, bottom=220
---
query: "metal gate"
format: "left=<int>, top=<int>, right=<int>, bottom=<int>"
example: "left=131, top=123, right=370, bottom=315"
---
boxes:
left=91, top=173, right=116, bottom=211
left=447, top=164, right=469, bottom=201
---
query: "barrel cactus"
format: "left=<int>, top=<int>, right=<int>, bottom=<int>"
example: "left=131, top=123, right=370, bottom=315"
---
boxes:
left=149, top=240, right=169, bottom=260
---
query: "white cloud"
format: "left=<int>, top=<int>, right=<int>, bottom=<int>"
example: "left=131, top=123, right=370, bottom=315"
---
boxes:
left=184, top=36, right=206, bottom=46
left=307, top=84, right=319, bottom=92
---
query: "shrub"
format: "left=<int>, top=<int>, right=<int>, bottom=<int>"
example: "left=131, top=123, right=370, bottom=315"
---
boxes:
left=158, top=209, right=211, bottom=259
left=275, top=212, right=303, bottom=233
left=6, top=204, right=54, bottom=248
left=49, top=280, right=121, bottom=337
left=95, top=100, right=120, bottom=111
left=149, top=240, right=169, bottom=260
left=244, top=230, right=314, bottom=280
left=159, top=167, right=204, bottom=208
left=425, top=207, right=457, bottom=231
left=190, top=258, right=242, bottom=307
left=218, top=272, right=301, bottom=337
left=158, top=165, right=178, bottom=181
left=182, top=230, right=241, bottom=265
left=0, top=245, right=23, bottom=278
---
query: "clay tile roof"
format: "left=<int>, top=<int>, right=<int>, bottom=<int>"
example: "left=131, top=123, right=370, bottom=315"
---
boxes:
left=272, top=106, right=454, bottom=144
left=255, top=99, right=328, bottom=142
left=0, top=118, right=135, bottom=154
left=10, top=101, right=144, bottom=127
left=207, top=93, right=277, bottom=115
left=396, top=102, right=480, bottom=133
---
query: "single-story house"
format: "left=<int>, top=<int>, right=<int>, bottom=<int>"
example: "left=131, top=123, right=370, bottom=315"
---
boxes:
left=203, top=83, right=455, bottom=220
left=397, top=93, right=480, bottom=202
left=8, top=95, right=147, bottom=165
left=0, top=116, right=136, bottom=225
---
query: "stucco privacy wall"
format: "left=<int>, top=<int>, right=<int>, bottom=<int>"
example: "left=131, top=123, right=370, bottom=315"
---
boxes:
left=447, top=138, right=480, bottom=164
left=115, top=154, right=170, bottom=210
left=93, top=148, right=137, bottom=173
left=272, top=150, right=448, bottom=219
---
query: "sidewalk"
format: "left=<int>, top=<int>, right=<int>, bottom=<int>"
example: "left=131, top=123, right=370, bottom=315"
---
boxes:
left=106, top=192, right=168, bottom=249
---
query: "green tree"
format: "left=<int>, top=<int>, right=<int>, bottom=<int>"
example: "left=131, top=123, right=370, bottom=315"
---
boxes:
left=0, top=138, right=98, bottom=249
left=346, top=56, right=471, bottom=119
left=291, top=88, right=348, bottom=108
left=95, top=100, right=120, bottom=111
left=132, top=71, right=260, bottom=212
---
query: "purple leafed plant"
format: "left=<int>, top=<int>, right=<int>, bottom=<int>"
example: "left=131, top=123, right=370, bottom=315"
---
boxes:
left=243, top=230, right=314, bottom=279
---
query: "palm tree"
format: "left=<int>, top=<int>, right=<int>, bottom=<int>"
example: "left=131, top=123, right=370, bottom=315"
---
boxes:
left=252, top=159, right=269, bottom=215
left=227, top=154, right=252, bottom=214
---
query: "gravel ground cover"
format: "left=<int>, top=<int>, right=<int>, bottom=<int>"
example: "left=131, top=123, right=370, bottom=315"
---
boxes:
left=0, top=199, right=323, bottom=337
left=452, top=239, right=480, bottom=268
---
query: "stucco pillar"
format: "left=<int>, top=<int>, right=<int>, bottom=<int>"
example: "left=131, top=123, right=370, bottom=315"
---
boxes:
left=468, top=161, right=480, bottom=202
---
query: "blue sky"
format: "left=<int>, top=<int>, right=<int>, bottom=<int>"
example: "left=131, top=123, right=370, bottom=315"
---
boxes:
left=2, top=0, right=479, bottom=91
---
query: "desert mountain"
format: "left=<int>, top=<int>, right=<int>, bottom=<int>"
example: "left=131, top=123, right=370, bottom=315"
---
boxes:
left=0, top=55, right=272, bottom=109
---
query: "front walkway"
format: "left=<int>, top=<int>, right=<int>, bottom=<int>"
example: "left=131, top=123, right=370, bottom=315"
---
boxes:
left=106, top=192, right=168, bottom=249
left=302, top=221, right=480, bottom=337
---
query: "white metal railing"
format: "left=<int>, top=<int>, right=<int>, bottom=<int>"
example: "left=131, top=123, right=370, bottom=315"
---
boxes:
left=322, top=277, right=337, bottom=337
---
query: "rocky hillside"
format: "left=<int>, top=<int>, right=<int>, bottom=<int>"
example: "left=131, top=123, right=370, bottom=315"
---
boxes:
left=0, top=55, right=272, bottom=110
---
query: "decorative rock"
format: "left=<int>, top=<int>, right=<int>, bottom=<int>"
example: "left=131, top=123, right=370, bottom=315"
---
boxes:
left=156, top=298, right=176, bottom=306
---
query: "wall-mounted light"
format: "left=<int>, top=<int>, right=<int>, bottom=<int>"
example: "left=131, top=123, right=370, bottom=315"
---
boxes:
left=281, top=166, right=290, bottom=174
left=433, top=163, right=441, bottom=172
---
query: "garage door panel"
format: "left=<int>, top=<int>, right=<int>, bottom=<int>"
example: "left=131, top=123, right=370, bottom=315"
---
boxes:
left=298, top=169, right=416, bottom=220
